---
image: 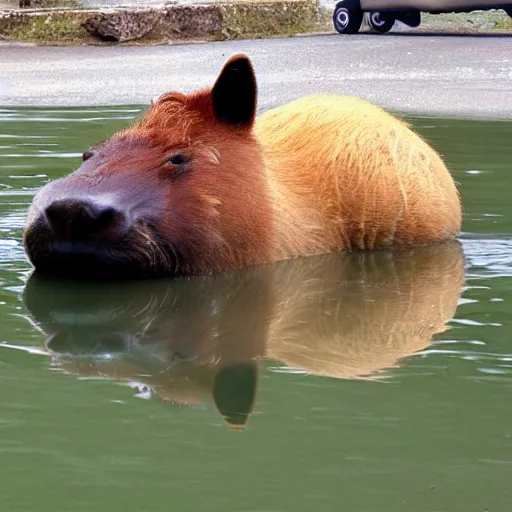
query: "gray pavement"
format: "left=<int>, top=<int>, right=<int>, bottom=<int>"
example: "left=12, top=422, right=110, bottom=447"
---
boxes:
left=1, top=34, right=512, bottom=118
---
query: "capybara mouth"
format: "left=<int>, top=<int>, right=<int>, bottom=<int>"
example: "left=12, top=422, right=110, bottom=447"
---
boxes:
left=24, top=221, right=180, bottom=281
left=31, top=245, right=140, bottom=281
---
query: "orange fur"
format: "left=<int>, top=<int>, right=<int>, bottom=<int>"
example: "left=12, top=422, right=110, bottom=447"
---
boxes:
left=256, top=94, right=462, bottom=257
left=129, top=56, right=462, bottom=271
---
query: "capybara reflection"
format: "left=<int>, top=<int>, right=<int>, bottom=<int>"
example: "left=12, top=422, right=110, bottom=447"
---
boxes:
left=24, top=242, right=465, bottom=428
left=23, top=54, right=461, bottom=279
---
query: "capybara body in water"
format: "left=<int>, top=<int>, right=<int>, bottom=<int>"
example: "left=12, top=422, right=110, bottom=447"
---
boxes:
left=23, top=54, right=461, bottom=279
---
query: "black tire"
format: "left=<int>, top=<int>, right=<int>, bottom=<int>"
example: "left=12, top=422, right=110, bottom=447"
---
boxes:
left=368, top=11, right=395, bottom=33
left=333, top=2, right=364, bottom=34
left=397, top=10, right=421, bottom=28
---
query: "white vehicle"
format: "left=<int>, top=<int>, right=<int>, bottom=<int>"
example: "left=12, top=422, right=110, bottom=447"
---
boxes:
left=333, top=0, right=512, bottom=33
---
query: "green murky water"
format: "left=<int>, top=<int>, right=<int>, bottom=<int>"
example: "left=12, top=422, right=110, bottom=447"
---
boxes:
left=0, top=107, right=511, bottom=512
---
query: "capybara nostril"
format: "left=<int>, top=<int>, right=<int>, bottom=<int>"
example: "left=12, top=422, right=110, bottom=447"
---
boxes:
left=44, top=199, right=128, bottom=241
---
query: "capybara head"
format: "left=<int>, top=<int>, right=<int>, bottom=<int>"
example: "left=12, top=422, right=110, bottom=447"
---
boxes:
left=23, top=55, right=272, bottom=279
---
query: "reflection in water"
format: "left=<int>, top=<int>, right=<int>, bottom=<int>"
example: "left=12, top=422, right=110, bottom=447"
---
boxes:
left=23, top=241, right=465, bottom=430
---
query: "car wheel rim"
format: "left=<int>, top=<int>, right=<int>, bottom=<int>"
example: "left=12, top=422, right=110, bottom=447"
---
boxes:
left=370, top=13, right=386, bottom=26
left=336, top=9, right=349, bottom=28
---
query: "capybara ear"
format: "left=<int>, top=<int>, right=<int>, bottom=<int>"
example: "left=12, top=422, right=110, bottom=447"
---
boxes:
left=211, top=54, right=257, bottom=129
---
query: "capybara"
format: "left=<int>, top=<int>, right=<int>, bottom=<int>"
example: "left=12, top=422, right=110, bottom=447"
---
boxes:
left=23, top=54, right=461, bottom=279
left=24, top=241, right=465, bottom=428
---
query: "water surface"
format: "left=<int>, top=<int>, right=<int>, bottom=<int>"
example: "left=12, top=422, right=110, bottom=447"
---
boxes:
left=0, top=107, right=511, bottom=512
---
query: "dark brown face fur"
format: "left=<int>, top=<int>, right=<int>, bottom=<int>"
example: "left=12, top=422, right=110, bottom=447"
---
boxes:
left=23, top=55, right=273, bottom=280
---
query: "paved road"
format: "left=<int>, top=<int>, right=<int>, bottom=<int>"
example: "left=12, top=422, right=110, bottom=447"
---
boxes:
left=1, top=34, right=512, bottom=118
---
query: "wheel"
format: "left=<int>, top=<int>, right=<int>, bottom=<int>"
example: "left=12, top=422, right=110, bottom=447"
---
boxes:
left=368, top=11, right=395, bottom=33
left=333, top=2, right=364, bottom=34
left=397, top=10, right=421, bottom=28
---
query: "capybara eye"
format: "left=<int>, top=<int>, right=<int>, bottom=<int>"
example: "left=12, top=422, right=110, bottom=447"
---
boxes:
left=82, top=150, right=94, bottom=162
left=168, top=154, right=188, bottom=166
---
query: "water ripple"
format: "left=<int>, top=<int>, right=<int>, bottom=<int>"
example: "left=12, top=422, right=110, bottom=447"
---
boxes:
left=461, top=238, right=512, bottom=278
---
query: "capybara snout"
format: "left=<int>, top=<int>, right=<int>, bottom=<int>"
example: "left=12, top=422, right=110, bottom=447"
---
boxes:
left=23, top=149, right=180, bottom=278
left=23, top=54, right=461, bottom=280
left=44, top=199, right=128, bottom=241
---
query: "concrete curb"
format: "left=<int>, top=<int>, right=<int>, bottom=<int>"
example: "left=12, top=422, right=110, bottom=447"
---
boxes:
left=0, top=1, right=327, bottom=44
